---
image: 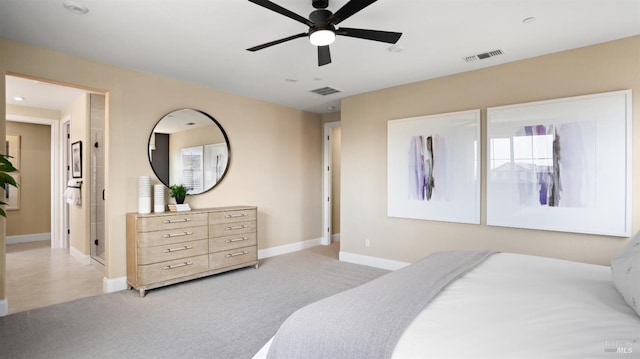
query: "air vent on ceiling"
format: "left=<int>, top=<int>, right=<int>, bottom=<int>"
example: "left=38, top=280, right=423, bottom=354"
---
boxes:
left=464, top=49, right=504, bottom=63
left=310, top=86, right=341, bottom=96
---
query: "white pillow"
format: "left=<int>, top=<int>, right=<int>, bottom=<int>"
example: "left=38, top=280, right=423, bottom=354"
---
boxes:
left=611, top=234, right=640, bottom=317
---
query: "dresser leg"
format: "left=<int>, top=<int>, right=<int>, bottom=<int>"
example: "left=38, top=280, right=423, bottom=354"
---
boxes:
left=139, top=288, right=146, bottom=298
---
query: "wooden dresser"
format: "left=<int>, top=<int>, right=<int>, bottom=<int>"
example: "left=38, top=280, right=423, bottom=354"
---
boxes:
left=126, top=206, right=258, bottom=297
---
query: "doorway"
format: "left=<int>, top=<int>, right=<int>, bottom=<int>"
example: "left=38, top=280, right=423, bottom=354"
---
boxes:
left=5, top=115, right=61, bottom=247
left=323, top=121, right=341, bottom=246
left=4, top=74, right=106, bottom=313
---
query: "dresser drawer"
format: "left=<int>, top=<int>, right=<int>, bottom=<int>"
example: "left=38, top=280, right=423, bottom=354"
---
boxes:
left=209, top=220, right=256, bottom=237
left=209, top=232, right=257, bottom=252
left=209, top=246, right=257, bottom=270
left=137, top=225, right=208, bottom=247
left=137, top=212, right=208, bottom=232
left=137, top=239, right=208, bottom=265
left=209, top=209, right=256, bottom=225
left=137, top=254, right=209, bottom=285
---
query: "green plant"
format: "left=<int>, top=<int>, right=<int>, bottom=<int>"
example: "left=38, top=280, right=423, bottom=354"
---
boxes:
left=169, top=184, right=188, bottom=198
left=0, top=154, right=18, bottom=218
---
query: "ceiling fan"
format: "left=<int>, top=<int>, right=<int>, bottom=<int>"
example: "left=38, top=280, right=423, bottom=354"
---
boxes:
left=246, top=0, right=402, bottom=66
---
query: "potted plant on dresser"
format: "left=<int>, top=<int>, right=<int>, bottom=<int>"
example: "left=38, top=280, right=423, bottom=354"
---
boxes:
left=169, top=184, right=188, bottom=204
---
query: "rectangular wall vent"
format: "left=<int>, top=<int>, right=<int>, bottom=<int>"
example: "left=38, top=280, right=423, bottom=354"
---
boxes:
left=310, top=86, right=341, bottom=96
left=464, top=49, right=504, bottom=63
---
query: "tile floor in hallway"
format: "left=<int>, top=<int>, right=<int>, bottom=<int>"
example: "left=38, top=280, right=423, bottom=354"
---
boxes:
left=5, top=240, right=104, bottom=315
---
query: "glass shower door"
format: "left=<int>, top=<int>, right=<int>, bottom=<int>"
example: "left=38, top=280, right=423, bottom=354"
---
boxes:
left=90, top=94, right=105, bottom=263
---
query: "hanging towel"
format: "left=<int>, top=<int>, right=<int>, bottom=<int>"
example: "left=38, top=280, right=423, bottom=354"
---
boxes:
left=64, top=180, right=82, bottom=205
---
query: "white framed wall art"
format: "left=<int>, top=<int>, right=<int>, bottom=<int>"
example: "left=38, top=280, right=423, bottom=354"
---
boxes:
left=486, top=90, right=632, bottom=236
left=388, top=109, right=481, bottom=224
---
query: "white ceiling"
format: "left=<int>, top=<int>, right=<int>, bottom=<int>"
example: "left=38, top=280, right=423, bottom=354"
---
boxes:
left=5, top=75, right=88, bottom=111
left=2, top=0, right=639, bottom=113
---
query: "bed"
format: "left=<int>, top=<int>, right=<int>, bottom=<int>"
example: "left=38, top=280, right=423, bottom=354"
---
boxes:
left=253, top=237, right=640, bottom=358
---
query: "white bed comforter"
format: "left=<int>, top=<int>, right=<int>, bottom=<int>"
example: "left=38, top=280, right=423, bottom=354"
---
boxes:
left=255, top=253, right=640, bottom=358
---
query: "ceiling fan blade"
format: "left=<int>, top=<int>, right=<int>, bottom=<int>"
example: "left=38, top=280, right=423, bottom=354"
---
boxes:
left=247, top=33, right=308, bottom=52
left=248, top=0, right=314, bottom=27
left=318, top=45, right=332, bottom=66
left=336, top=27, right=402, bottom=44
left=328, top=0, right=377, bottom=25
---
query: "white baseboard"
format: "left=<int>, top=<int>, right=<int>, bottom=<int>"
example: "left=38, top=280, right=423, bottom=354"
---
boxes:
left=69, top=246, right=91, bottom=265
left=339, top=251, right=410, bottom=271
left=103, top=276, right=127, bottom=293
left=6, top=233, right=51, bottom=244
left=258, top=237, right=323, bottom=259
left=331, top=233, right=340, bottom=242
left=0, top=298, right=7, bottom=317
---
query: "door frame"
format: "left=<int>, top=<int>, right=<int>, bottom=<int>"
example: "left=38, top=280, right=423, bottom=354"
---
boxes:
left=322, top=121, right=341, bottom=246
left=5, top=114, right=63, bottom=248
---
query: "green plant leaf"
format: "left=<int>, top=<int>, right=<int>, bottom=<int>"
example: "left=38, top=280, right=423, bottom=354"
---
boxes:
left=0, top=172, right=18, bottom=188
left=0, top=155, right=18, bottom=218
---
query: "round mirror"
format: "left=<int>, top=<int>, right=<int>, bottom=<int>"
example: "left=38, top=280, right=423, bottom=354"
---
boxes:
left=148, top=109, right=230, bottom=194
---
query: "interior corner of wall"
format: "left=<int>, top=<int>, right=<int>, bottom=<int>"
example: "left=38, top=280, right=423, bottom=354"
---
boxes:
left=69, top=245, right=91, bottom=265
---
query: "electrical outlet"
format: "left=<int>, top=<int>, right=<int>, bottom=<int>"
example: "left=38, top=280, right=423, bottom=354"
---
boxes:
left=365, top=239, right=370, bottom=248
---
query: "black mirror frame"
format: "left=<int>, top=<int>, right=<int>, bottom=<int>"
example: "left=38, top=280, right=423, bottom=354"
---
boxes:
left=148, top=109, right=231, bottom=194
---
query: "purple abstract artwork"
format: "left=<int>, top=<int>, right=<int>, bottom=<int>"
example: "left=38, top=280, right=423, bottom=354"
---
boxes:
left=512, top=122, right=591, bottom=208
left=409, top=134, right=447, bottom=201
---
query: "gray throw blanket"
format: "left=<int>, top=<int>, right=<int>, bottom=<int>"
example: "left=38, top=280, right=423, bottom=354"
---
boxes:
left=266, top=250, right=497, bottom=359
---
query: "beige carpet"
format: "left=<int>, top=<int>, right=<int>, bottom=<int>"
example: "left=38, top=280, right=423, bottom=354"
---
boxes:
left=0, top=243, right=388, bottom=359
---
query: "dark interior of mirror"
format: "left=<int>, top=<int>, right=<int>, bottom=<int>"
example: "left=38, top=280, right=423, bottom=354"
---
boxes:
left=148, top=109, right=230, bottom=195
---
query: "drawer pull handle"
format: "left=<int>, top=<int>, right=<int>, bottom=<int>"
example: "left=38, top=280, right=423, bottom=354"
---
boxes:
left=164, top=246, right=193, bottom=253
left=226, top=225, right=247, bottom=230
left=226, top=251, right=248, bottom=258
left=225, top=213, right=248, bottom=218
left=226, top=237, right=248, bottom=243
left=164, top=261, right=193, bottom=270
left=162, top=231, right=193, bottom=238
left=163, top=218, right=193, bottom=224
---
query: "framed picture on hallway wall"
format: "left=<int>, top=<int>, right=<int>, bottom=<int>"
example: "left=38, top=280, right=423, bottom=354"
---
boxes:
left=6, top=134, right=20, bottom=169
left=72, top=141, right=82, bottom=178
left=387, top=109, right=481, bottom=224
left=486, top=90, right=632, bottom=237
left=5, top=173, right=20, bottom=210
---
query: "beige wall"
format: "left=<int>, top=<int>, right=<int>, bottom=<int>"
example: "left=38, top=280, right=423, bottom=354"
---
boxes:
left=5, top=121, right=51, bottom=236
left=0, top=38, right=323, bottom=302
left=340, top=35, right=640, bottom=266
left=7, top=104, right=59, bottom=120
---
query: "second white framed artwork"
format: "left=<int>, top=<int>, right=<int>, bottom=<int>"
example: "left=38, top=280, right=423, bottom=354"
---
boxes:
left=486, top=90, right=631, bottom=236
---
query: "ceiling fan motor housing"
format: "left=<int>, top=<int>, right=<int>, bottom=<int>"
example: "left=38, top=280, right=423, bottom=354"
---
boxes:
left=309, top=9, right=332, bottom=27
left=312, top=0, right=329, bottom=9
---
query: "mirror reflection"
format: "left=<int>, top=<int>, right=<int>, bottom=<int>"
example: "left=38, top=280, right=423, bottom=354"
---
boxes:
left=149, top=109, right=230, bottom=194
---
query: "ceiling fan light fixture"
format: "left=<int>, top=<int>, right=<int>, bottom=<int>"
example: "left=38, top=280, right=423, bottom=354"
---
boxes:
left=309, top=29, right=336, bottom=46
